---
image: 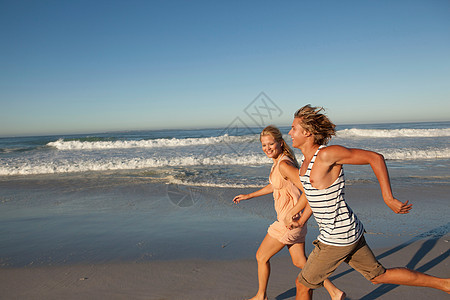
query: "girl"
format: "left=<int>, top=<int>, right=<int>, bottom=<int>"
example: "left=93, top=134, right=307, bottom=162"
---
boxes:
left=233, top=125, right=345, bottom=300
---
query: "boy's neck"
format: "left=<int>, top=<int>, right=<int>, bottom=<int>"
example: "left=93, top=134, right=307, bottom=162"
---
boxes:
left=299, top=143, right=320, bottom=161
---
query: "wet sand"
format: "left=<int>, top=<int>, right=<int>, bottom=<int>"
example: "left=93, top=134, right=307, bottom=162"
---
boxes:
left=0, top=174, right=449, bottom=299
left=1, top=235, right=449, bottom=299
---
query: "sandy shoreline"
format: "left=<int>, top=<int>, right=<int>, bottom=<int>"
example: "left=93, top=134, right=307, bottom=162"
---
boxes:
left=1, top=174, right=449, bottom=299
left=1, top=235, right=448, bottom=300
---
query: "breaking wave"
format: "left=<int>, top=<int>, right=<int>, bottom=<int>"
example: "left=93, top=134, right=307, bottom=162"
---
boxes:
left=337, top=128, right=450, bottom=138
left=382, top=148, right=450, bottom=160
left=47, top=134, right=256, bottom=150
left=0, top=153, right=269, bottom=176
left=1, top=146, right=448, bottom=176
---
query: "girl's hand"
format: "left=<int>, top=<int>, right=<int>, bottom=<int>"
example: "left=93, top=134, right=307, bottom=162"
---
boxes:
left=233, top=194, right=249, bottom=204
left=283, top=213, right=300, bottom=228
left=288, top=220, right=303, bottom=230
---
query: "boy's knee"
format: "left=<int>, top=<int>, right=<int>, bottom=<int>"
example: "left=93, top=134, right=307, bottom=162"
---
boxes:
left=370, top=267, right=390, bottom=285
left=296, top=277, right=308, bottom=290
left=296, top=277, right=313, bottom=297
left=370, top=272, right=386, bottom=285
left=370, top=276, right=381, bottom=285
left=295, top=276, right=302, bottom=287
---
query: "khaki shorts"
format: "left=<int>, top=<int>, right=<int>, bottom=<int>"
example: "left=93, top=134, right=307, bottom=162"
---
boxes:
left=298, top=235, right=385, bottom=289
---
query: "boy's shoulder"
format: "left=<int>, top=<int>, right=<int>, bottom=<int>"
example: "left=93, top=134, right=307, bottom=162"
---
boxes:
left=317, top=145, right=349, bottom=164
left=319, top=145, right=347, bottom=155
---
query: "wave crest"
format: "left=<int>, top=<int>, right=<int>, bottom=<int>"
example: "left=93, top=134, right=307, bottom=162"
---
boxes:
left=0, top=154, right=270, bottom=176
left=383, top=148, right=450, bottom=160
left=46, top=134, right=256, bottom=150
left=1, top=146, right=448, bottom=176
left=337, top=128, right=450, bottom=138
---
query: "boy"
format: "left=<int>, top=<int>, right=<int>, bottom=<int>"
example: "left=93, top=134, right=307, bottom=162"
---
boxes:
left=287, top=105, right=449, bottom=299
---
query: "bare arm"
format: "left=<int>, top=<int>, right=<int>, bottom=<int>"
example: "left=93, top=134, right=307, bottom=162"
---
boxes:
left=323, top=145, right=413, bottom=214
left=298, top=203, right=312, bottom=225
left=286, top=200, right=313, bottom=229
left=278, top=160, right=312, bottom=227
left=233, top=184, right=273, bottom=203
left=278, top=160, right=304, bottom=193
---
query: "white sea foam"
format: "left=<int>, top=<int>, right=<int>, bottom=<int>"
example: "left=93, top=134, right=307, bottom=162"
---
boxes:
left=0, top=154, right=269, bottom=176
left=2, top=142, right=450, bottom=176
left=337, top=128, right=450, bottom=138
left=1, top=146, right=448, bottom=176
left=47, top=134, right=256, bottom=150
left=382, top=148, right=450, bottom=160
left=167, top=178, right=264, bottom=189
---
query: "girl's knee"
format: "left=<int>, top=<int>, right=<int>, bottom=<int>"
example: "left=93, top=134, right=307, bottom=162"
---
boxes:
left=255, top=250, right=270, bottom=264
left=292, top=259, right=305, bottom=269
left=291, top=256, right=307, bottom=269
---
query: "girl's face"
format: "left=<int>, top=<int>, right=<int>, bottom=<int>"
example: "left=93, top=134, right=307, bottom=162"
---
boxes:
left=261, top=135, right=282, bottom=160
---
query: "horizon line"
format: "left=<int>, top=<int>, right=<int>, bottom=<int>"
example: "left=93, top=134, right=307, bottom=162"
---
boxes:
left=1, top=120, right=449, bottom=139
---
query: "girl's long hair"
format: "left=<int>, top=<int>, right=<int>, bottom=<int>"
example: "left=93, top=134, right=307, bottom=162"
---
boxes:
left=260, top=125, right=299, bottom=168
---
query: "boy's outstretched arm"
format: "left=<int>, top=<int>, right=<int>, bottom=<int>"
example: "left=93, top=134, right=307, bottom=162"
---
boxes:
left=326, top=145, right=413, bottom=214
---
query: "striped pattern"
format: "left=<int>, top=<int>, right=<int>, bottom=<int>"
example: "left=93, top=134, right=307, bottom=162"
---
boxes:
left=300, top=146, right=364, bottom=246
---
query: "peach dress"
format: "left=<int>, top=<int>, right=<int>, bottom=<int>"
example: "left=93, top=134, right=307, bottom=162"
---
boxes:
left=267, top=154, right=308, bottom=245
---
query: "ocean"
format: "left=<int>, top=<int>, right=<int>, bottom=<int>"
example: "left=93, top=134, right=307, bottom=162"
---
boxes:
left=0, top=121, right=449, bottom=267
left=1, top=121, right=449, bottom=184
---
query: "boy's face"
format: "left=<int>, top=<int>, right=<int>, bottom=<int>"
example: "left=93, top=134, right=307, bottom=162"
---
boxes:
left=289, top=118, right=308, bottom=148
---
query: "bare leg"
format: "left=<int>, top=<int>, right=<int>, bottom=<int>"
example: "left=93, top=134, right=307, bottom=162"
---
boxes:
left=295, top=277, right=313, bottom=300
left=323, top=280, right=346, bottom=300
left=248, top=234, right=285, bottom=300
left=371, top=267, right=450, bottom=293
left=289, top=243, right=345, bottom=300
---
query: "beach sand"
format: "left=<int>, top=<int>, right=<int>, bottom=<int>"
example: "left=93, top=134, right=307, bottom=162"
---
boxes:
left=0, top=235, right=449, bottom=300
left=0, top=174, right=449, bottom=299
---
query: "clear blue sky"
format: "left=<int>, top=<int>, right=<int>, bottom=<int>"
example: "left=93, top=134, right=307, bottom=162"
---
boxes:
left=1, top=0, right=449, bottom=137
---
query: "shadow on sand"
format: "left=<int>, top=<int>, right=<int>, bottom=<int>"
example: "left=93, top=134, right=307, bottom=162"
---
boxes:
left=275, top=223, right=450, bottom=300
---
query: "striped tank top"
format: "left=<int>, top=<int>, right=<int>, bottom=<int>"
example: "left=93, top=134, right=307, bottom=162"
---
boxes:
left=300, top=145, right=364, bottom=246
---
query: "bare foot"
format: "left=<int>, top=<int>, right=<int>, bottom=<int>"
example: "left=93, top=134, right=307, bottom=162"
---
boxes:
left=246, top=294, right=268, bottom=300
left=332, top=291, right=346, bottom=300
left=445, top=278, right=450, bottom=294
